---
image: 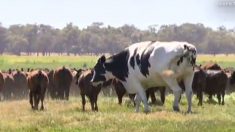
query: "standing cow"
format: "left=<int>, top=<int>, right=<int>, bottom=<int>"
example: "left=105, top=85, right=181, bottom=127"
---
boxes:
left=2, top=70, right=15, bottom=100
left=12, top=70, right=28, bottom=99
left=0, top=71, right=5, bottom=100
left=91, top=41, right=197, bottom=113
left=75, top=69, right=102, bottom=111
left=53, top=66, right=73, bottom=100
left=205, top=70, right=227, bottom=105
left=27, top=70, right=49, bottom=110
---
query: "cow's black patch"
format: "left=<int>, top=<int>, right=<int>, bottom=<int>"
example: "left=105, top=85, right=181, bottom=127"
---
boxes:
left=139, top=46, right=155, bottom=77
left=105, top=50, right=130, bottom=81
left=136, top=54, right=140, bottom=65
left=130, top=48, right=138, bottom=69
left=177, top=56, right=184, bottom=66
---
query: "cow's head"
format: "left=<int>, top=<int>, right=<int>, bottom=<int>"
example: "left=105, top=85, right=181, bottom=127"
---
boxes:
left=74, top=69, right=84, bottom=85
left=91, top=55, right=108, bottom=84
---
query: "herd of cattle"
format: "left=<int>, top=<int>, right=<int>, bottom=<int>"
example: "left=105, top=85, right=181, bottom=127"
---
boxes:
left=0, top=60, right=234, bottom=112
left=0, top=41, right=235, bottom=113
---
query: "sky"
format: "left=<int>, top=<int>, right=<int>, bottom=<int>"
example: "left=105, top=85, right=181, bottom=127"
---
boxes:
left=0, top=0, right=235, bottom=29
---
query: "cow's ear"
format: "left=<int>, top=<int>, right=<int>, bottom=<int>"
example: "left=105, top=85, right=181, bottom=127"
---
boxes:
left=99, top=55, right=106, bottom=64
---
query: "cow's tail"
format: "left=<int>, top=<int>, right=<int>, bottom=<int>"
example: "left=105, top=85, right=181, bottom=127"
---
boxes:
left=38, top=70, right=43, bottom=92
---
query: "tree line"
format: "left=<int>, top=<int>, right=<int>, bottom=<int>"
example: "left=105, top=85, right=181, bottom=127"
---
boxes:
left=0, top=22, right=235, bottom=56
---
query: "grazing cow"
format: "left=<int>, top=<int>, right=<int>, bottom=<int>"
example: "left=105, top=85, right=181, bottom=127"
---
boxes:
left=202, top=62, right=222, bottom=70
left=12, top=70, right=28, bottom=99
left=91, top=41, right=197, bottom=113
left=75, top=69, right=102, bottom=111
left=53, top=67, right=73, bottom=100
left=27, top=70, right=49, bottom=110
left=205, top=70, right=227, bottom=105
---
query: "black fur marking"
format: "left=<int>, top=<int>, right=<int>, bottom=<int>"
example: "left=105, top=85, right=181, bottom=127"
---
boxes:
left=177, top=56, right=184, bottom=66
left=130, top=48, right=138, bottom=69
left=139, top=46, right=155, bottom=77
left=105, top=50, right=130, bottom=81
left=136, top=54, right=140, bottom=65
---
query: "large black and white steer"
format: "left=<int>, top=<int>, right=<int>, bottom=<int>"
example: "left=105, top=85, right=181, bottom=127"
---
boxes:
left=91, top=41, right=197, bottom=113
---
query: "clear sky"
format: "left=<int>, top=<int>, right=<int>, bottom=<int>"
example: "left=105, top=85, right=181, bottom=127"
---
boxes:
left=0, top=0, right=235, bottom=29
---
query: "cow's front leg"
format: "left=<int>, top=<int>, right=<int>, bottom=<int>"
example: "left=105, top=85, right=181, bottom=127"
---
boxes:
left=136, top=87, right=151, bottom=113
left=134, top=94, right=141, bottom=112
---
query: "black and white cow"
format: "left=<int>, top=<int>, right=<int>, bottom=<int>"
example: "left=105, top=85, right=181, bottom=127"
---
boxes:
left=91, top=41, right=197, bottom=113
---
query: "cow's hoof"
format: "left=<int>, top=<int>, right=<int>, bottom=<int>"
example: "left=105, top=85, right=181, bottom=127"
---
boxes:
left=40, top=107, right=44, bottom=111
left=144, top=108, right=151, bottom=114
left=173, top=106, right=180, bottom=112
left=187, top=110, right=192, bottom=114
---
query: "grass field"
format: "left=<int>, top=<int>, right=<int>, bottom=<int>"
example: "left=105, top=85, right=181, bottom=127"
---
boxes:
left=0, top=54, right=235, bottom=131
left=0, top=54, right=235, bottom=70
left=0, top=55, right=98, bottom=70
left=0, top=95, right=235, bottom=132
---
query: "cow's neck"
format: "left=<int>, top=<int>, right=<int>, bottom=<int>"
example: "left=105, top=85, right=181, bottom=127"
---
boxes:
left=105, top=50, right=130, bottom=81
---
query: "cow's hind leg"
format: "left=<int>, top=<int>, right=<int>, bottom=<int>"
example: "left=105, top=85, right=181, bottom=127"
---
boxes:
left=162, top=77, right=182, bottom=112
left=222, top=90, right=225, bottom=105
left=33, top=93, right=39, bottom=110
left=217, top=93, right=221, bottom=105
left=183, top=74, right=194, bottom=113
left=40, top=89, right=46, bottom=110
left=81, top=94, right=86, bottom=111
left=29, top=91, right=34, bottom=109
left=160, top=87, right=166, bottom=105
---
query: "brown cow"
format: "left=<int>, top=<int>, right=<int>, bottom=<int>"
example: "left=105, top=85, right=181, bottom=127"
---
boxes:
left=0, top=71, right=5, bottom=100
left=53, top=67, right=73, bottom=100
left=205, top=70, right=227, bottom=105
left=27, top=70, right=49, bottom=110
left=202, top=62, right=222, bottom=70
left=70, top=69, right=80, bottom=96
left=46, top=70, right=56, bottom=99
left=12, top=70, right=28, bottom=99
left=2, top=70, right=15, bottom=100
left=75, top=69, right=102, bottom=111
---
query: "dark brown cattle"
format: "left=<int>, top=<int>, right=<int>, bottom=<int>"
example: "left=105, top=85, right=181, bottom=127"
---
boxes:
left=46, top=70, right=56, bottom=99
left=225, top=70, right=235, bottom=94
left=146, top=87, right=166, bottom=105
left=27, top=70, right=48, bottom=110
left=12, top=70, right=28, bottom=99
left=0, top=71, right=5, bottom=100
left=53, top=67, right=73, bottom=100
left=2, top=71, right=15, bottom=100
left=205, top=70, right=227, bottom=105
left=70, top=69, right=80, bottom=96
left=202, top=62, right=222, bottom=70
left=75, top=69, right=101, bottom=111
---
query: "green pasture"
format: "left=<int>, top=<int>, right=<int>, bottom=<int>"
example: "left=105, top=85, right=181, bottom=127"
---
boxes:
left=0, top=55, right=98, bottom=70
left=0, top=95, right=235, bottom=132
left=0, top=54, right=234, bottom=71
